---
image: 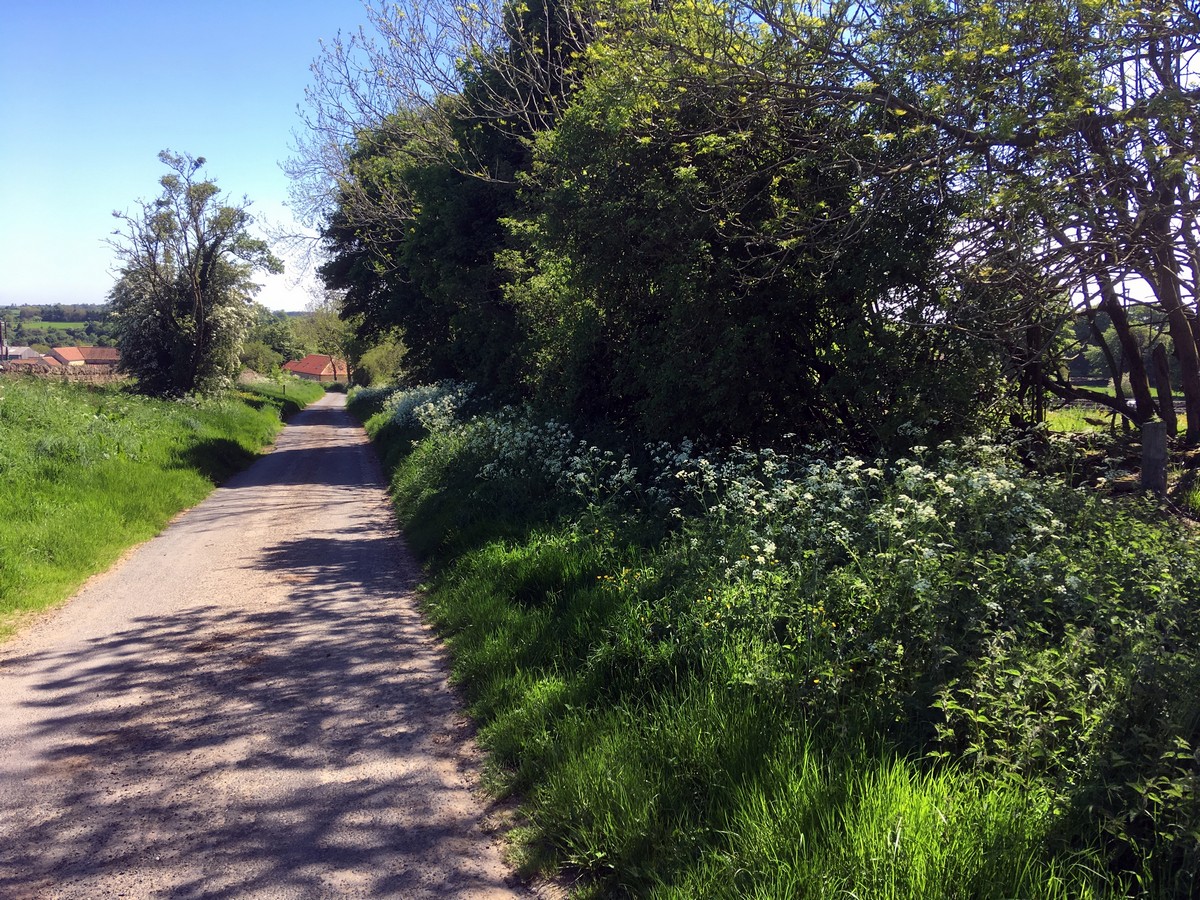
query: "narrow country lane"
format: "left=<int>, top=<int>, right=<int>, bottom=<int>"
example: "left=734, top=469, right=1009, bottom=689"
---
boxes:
left=0, top=393, right=528, bottom=899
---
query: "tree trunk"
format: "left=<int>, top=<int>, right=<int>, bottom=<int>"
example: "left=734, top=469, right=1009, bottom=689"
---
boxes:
left=1142, top=420, right=1168, bottom=495
left=1144, top=238, right=1200, bottom=444
left=1152, top=342, right=1178, bottom=436
left=1095, top=270, right=1156, bottom=421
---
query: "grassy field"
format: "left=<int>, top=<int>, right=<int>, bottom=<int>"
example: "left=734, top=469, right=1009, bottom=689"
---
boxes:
left=0, top=375, right=324, bottom=639
left=1045, top=405, right=1115, bottom=433
left=1046, top=404, right=1188, bottom=434
left=351, top=383, right=1200, bottom=899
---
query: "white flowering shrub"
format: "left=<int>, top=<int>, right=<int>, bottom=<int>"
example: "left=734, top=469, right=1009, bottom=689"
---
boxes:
left=348, top=382, right=476, bottom=460
left=381, top=381, right=472, bottom=431
left=346, top=384, right=397, bottom=411
left=372, top=392, right=1200, bottom=881
left=461, top=409, right=640, bottom=509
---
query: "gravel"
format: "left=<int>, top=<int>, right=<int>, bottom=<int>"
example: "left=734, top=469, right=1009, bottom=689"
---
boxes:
left=0, top=393, right=531, bottom=899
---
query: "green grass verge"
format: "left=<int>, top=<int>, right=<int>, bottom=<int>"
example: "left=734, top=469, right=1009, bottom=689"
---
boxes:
left=237, top=376, right=326, bottom=418
left=0, top=376, right=322, bottom=639
left=415, top=523, right=1114, bottom=899
left=351, top=388, right=1197, bottom=898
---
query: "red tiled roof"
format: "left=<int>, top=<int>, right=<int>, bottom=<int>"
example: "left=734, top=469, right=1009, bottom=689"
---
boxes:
left=79, top=347, right=120, bottom=363
left=283, top=354, right=345, bottom=377
left=43, top=356, right=63, bottom=367
left=51, top=347, right=85, bottom=363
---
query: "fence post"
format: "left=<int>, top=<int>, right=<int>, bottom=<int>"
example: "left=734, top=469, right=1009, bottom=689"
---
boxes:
left=1142, top=420, right=1168, bottom=495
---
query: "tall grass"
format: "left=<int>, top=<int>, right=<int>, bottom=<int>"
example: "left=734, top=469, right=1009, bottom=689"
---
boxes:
left=354, top=383, right=1199, bottom=897
left=421, top=526, right=1118, bottom=899
left=0, top=376, right=321, bottom=638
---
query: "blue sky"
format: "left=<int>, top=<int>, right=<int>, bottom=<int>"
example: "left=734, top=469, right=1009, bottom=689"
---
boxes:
left=0, top=1, right=370, bottom=311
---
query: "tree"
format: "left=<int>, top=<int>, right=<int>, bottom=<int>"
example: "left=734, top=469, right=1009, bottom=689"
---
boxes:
left=239, top=340, right=284, bottom=374
left=246, top=302, right=305, bottom=362
left=297, top=0, right=588, bottom=394
left=293, top=291, right=357, bottom=382
left=288, top=0, right=589, bottom=230
left=299, top=0, right=1200, bottom=450
left=355, top=330, right=410, bottom=385
left=716, top=0, right=1200, bottom=436
left=316, top=114, right=526, bottom=390
left=491, top=0, right=997, bottom=446
left=108, top=151, right=282, bottom=395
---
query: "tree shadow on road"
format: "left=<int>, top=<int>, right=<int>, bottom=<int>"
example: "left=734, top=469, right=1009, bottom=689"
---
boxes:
left=0, top=532, right=520, bottom=899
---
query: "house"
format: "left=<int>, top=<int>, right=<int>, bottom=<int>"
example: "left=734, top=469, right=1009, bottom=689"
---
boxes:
left=37, top=346, right=120, bottom=370
left=282, top=354, right=349, bottom=383
left=48, top=347, right=85, bottom=366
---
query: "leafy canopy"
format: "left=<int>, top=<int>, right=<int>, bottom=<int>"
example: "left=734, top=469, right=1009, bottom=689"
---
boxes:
left=109, top=151, right=282, bottom=396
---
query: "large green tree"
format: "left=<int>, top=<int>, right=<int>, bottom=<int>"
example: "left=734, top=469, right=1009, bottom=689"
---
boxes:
left=109, top=152, right=282, bottom=395
left=294, top=0, right=593, bottom=393
left=317, top=114, right=525, bottom=390
left=724, top=0, right=1200, bottom=435
left=301, top=0, right=1200, bottom=447
left=496, top=0, right=1000, bottom=446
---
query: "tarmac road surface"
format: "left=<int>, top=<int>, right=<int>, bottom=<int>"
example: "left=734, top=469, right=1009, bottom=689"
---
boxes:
left=0, top=392, right=529, bottom=899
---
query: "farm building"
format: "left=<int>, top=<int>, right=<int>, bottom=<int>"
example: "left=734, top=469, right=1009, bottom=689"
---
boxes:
left=48, top=347, right=86, bottom=366
left=44, top=346, right=120, bottom=369
left=283, top=354, right=348, bottom=382
left=1, top=346, right=40, bottom=361
left=78, top=347, right=119, bottom=366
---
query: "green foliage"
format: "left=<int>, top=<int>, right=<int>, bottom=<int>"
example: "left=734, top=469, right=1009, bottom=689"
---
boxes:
left=503, top=9, right=1003, bottom=446
left=320, top=112, right=525, bottom=394
left=291, top=294, right=356, bottom=373
left=363, top=382, right=1200, bottom=895
left=109, top=152, right=282, bottom=396
left=354, top=330, right=410, bottom=386
left=245, top=303, right=304, bottom=363
left=302, top=0, right=1200, bottom=446
left=311, top=0, right=1017, bottom=450
left=239, top=340, right=283, bottom=374
left=0, top=377, right=315, bottom=638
